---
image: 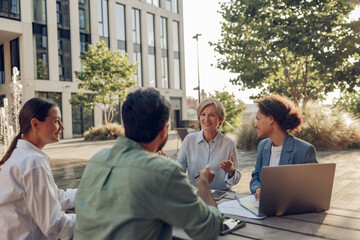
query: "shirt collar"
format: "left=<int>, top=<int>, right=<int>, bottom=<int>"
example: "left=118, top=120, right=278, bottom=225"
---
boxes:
left=16, top=139, right=49, bottom=160
left=196, top=130, right=222, bottom=144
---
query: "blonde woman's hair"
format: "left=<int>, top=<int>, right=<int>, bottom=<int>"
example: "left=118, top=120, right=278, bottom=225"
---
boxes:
left=197, top=98, right=226, bottom=126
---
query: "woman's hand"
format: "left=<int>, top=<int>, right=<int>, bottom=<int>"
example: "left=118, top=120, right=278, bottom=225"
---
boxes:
left=255, top=188, right=261, bottom=201
left=220, top=153, right=235, bottom=178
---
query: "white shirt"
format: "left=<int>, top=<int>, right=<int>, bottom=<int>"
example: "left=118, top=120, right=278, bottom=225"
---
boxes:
left=269, top=144, right=283, bottom=166
left=0, top=139, right=76, bottom=240
left=177, top=130, right=241, bottom=190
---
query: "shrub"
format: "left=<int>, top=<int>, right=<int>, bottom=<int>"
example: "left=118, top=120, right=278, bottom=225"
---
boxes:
left=294, top=101, right=360, bottom=150
left=236, top=101, right=360, bottom=150
left=84, top=122, right=125, bottom=141
left=236, top=119, right=261, bottom=151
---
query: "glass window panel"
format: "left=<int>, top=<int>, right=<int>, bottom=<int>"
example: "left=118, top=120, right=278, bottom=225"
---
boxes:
left=174, top=58, right=180, bottom=89
left=79, top=9, right=85, bottom=29
left=33, top=23, right=49, bottom=80
left=148, top=53, right=156, bottom=87
left=134, top=51, right=142, bottom=87
left=172, top=21, right=179, bottom=52
left=116, top=4, right=126, bottom=41
left=160, top=17, right=167, bottom=49
left=161, top=56, right=168, bottom=88
left=132, top=9, right=141, bottom=44
left=147, top=13, right=155, bottom=47
left=0, top=45, right=4, bottom=84
left=33, top=0, right=46, bottom=23
left=10, top=38, right=20, bottom=72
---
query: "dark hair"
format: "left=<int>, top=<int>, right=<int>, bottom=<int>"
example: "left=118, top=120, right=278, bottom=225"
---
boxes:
left=256, top=94, right=302, bottom=132
left=0, top=98, right=56, bottom=165
left=122, top=88, right=170, bottom=143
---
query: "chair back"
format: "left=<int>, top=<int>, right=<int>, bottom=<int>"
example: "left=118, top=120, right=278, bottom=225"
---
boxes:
left=175, top=128, right=188, bottom=142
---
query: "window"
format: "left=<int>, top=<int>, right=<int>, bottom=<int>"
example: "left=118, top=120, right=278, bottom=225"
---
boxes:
left=0, top=45, right=4, bottom=84
left=71, top=93, right=94, bottom=137
left=166, top=0, right=177, bottom=13
left=160, top=17, right=169, bottom=88
left=79, top=8, right=85, bottom=29
left=116, top=4, right=126, bottom=54
left=56, top=2, right=62, bottom=24
left=58, top=29, right=72, bottom=81
left=133, top=9, right=142, bottom=86
left=146, top=0, right=159, bottom=7
left=0, top=0, right=20, bottom=20
left=33, top=23, right=49, bottom=80
left=10, top=38, right=20, bottom=72
left=98, top=0, right=109, bottom=46
left=79, top=0, right=90, bottom=55
left=32, top=0, right=46, bottom=23
left=173, top=21, right=181, bottom=89
left=147, top=13, right=156, bottom=87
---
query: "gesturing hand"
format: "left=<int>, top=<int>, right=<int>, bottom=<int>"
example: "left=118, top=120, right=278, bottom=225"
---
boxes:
left=220, top=153, right=235, bottom=178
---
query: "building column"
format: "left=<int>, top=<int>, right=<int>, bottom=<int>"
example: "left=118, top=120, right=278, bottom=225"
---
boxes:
left=46, top=0, right=58, bottom=82
left=69, top=0, right=81, bottom=80
left=108, top=0, right=117, bottom=50
left=141, top=10, right=149, bottom=87
left=62, top=91, right=73, bottom=138
left=90, top=0, right=99, bottom=44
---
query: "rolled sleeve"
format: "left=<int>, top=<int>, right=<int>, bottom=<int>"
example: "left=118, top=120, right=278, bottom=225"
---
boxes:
left=159, top=166, right=224, bottom=240
left=24, top=166, right=75, bottom=239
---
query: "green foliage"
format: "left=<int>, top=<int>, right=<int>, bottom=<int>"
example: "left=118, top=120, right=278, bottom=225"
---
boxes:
left=333, top=91, right=360, bottom=116
left=236, top=101, right=360, bottom=150
left=294, top=101, right=360, bottom=150
left=209, top=88, right=246, bottom=133
left=84, top=122, right=125, bottom=141
left=211, top=0, right=360, bottom=104
left=72, top=40, right=137, bottom=123
left=236, top=119, right=261, bottom=150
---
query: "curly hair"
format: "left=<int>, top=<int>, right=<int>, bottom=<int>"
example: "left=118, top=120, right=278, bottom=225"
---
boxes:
left=256, top=94, right=302, bottom=132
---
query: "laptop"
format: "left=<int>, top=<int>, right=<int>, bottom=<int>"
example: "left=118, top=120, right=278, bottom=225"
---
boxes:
left=241, top=163, right=336, bottom=217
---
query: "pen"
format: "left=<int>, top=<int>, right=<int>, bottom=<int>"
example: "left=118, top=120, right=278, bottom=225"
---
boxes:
left=234, top=195, right=242, bottom=207
left=194, top=174, right=199, bottom=179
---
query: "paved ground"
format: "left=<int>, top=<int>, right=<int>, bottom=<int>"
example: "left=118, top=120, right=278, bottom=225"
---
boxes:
left=5, top=130, right=358, bottom=211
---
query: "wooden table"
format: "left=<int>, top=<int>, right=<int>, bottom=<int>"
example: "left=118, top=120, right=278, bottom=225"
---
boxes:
left=173, top=193, right=360, bottom=240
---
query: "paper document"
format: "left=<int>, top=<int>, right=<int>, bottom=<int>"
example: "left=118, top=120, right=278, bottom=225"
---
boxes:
left=218, top=195, right=266, bottom=220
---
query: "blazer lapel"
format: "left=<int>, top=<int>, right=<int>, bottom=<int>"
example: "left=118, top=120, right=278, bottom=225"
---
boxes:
left=263, top=139, right=272, bottom=167
left=279, top=133, right=294, bottom=165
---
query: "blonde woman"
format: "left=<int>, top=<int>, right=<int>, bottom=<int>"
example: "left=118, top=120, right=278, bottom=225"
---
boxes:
left=177, top=99, right=241, bottom=190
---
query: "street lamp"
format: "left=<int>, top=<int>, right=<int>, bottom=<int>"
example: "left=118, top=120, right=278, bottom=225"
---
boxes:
left=192, top=33, right=202, bottom=104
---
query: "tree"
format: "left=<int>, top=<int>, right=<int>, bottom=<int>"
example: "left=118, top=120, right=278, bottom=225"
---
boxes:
left=209, top=88, right=246, bottom=133
left=334, top=91, right=360, bottom=116
left=211, top=0, right=360, bottom=105
left=71, top=40, right=137, bottom=123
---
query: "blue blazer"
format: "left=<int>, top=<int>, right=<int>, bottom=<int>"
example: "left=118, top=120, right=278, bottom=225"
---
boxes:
left=250, top=133, right=318, bottom=194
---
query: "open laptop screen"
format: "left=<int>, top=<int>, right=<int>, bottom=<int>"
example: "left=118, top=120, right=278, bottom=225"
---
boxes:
left=259, top=163, right=336, bottom=217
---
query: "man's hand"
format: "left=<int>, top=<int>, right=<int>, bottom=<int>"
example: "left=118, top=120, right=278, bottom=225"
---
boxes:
left=196, top=165, right=217, bottom=207
left=197, top=165, right=215, bottom=184
left=254, top=188, right=261, bottom=201
left=220, top=153, right=235, bottom=178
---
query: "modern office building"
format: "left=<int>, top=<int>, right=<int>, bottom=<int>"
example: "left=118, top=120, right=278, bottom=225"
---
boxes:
left=0, top=0, right=186, bottom=138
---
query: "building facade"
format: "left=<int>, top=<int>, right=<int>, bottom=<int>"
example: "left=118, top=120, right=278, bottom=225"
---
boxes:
left=0, top=0, right=186, bottom=138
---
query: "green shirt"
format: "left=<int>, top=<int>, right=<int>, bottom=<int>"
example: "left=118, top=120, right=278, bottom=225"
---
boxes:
left=74, top=136, right=223, bottom=240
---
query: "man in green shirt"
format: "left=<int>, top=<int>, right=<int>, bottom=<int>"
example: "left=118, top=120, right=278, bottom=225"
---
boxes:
left=74, top=89, right=224, bottom=240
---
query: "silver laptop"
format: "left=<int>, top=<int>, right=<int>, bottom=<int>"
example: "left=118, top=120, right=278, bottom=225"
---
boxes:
left=241, top=163, right=336, bottom=217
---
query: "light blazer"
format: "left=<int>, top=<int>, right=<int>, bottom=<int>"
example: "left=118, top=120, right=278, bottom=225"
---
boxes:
left=250, top=133, right=318, bottom=194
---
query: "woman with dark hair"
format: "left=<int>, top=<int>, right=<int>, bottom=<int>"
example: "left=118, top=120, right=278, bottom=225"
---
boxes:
left=0, top=98, right=76, bottom=239
left=250, top=94, right=318, bottom=200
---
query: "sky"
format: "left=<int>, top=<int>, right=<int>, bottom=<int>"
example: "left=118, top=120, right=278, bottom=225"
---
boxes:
left=182, top=0, right=260, bottom=104
left=182, top=1, right=360, bottom=104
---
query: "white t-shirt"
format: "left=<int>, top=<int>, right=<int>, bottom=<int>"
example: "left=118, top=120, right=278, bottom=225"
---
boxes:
left=0, top=139, right=76, bottom=240
left=269, top=144, right=283, bottom=166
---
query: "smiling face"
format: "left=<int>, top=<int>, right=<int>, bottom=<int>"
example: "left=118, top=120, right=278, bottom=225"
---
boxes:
left=37, top=106, right=64, bottom=148
left=254, top=110, right=273, bottom=138
left=199, top=104, right=222, bottom=133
